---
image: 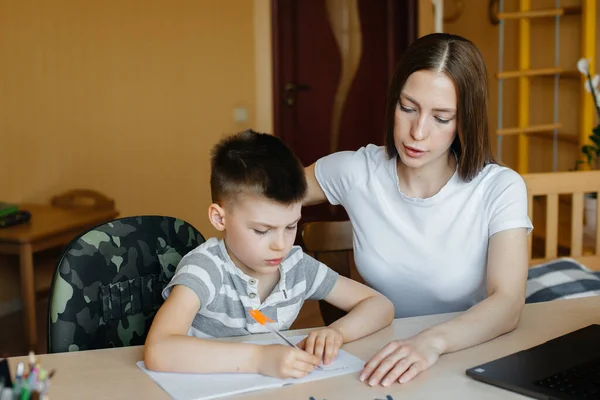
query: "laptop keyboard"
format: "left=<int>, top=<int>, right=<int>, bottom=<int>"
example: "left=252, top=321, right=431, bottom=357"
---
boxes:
left=534, top=357, right=600, bottom=398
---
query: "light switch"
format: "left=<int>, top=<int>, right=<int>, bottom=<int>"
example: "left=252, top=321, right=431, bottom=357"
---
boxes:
left=234, top=107, right=248, bottom=123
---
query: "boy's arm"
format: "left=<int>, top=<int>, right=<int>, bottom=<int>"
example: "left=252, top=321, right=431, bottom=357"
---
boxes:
left=324, top=276, right=395, bottom=342
left=298, top=276, right=394, bottom=365
left=144, top=285, right=260, bottom=373
left=144, top=285, right=320, bottom=377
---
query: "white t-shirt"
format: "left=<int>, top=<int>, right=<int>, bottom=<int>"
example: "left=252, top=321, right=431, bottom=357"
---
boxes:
left=315, top=144, right=533, bottom=318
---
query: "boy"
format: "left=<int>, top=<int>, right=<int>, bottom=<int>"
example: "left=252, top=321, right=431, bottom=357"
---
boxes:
left=144, top=130, right=394, bottom=379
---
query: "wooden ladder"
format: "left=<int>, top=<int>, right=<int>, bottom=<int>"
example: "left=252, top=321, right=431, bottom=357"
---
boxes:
left=495, top=0, right=596, bottom=173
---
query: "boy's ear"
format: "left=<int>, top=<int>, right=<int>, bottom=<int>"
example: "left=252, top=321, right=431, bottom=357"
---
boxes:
left=208, top=203, right=226, bottom=231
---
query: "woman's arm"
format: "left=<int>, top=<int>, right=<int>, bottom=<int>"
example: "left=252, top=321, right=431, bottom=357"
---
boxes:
left=144, top=285, right=319, bottom=378
left=419, top=227, right=528, bottom=352
left=360, top=227, right=528, bottom=386
left=304, top=163, right=328, bottom=206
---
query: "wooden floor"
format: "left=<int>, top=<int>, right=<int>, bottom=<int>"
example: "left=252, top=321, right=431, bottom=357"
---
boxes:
left=0, top=297, right=325, bottom=358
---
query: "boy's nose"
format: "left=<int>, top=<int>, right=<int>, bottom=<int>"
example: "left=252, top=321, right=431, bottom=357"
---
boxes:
left=270, top=234, right=285, bottom=251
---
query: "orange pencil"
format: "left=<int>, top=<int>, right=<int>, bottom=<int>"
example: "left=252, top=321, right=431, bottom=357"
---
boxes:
left=249, top=309, right=299, bottom=349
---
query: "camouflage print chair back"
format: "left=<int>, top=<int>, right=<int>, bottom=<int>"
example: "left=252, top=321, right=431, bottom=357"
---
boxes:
left=48, top=215, right=205, bottom=353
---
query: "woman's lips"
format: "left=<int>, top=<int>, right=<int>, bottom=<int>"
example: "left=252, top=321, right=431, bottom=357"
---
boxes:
left=404, top=144, right=428, bottom=159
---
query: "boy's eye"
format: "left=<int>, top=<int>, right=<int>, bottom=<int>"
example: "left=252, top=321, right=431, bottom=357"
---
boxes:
left=253, top=229, right=268, bottom=235
left=286, top=225, right=298, bottom=230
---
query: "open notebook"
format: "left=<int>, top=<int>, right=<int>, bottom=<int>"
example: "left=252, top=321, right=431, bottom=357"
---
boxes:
left=137, top=335, right=365, bottom=400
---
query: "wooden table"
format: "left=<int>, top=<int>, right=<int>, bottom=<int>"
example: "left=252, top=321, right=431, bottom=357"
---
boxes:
left=6, top=296, right=600, bottom=399
left=0, top=203, right=118, bottom=349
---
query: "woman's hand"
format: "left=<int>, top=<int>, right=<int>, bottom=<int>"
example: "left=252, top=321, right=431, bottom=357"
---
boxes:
left=359, top=334, right=444, bottom=387
left=297, top=327, right=344, bottom=366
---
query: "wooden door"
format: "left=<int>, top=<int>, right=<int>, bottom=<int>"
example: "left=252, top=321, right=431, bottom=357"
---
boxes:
left=272, top=0, right=417, bottom=222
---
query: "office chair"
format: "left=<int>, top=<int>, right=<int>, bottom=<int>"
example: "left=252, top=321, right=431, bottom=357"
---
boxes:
left=47, top=215, right=204, bottom=353
left=301, top=220, right=361, bottom=325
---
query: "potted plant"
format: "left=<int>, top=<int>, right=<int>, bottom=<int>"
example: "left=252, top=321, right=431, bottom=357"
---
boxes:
left=576, top=58, right=600, bottom=232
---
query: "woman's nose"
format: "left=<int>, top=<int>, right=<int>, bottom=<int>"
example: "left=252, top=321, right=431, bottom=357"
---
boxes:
left=411, top=116, right=429, bottom=141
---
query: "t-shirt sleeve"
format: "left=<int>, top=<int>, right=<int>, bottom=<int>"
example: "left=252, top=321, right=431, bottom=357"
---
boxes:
left=162, top=251, right=223, bottom=309
left=485, top=168, right=533, bottom=237
left=314, top=149, right=363, bottom=206
left=301, top=253, right=339, bottom=301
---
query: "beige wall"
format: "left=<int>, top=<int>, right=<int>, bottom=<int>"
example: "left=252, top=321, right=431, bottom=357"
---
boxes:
left=0, top=0, right=259, bottom=235
left=0, top=1, right=597, bottom=306
left=0, top=0, right=268, bottom=304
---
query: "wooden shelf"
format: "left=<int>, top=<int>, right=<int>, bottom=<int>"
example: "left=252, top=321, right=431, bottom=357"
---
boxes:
left=528, top=131, right=579, bottom=144
left=497, top=7, right=581, bottom=20
left=497, top=68, right=563, bottom=79
left=497, top=123, right=561, bottom=136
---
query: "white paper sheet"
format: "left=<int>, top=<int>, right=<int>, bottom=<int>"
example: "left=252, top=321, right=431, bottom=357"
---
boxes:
left=137, top=335, right=365, bottom=400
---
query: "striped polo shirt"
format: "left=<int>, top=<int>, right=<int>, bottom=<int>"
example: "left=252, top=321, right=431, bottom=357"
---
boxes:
left=162, top=237, right=339, bottom=338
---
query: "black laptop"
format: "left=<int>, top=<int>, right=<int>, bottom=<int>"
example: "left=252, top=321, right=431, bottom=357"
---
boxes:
left=466, top=324, right=600, bottom=399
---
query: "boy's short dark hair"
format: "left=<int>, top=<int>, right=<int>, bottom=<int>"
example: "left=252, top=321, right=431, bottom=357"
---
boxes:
left=210, top=129, right=307, bottom=206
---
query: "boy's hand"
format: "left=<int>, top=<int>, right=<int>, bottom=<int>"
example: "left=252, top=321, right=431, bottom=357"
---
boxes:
left=297, top=327, right=344, bottom=366
left=257, top=344, right=320, bottom=379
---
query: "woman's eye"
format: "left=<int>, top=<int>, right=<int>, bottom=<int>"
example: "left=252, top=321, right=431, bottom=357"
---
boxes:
left=286, top=225, right=297, bottom=231
left=400, top=105, right=414, bottom=113
left=435, top=117, right=451, bottom=124
left=253, top=229, right=268, bottom=235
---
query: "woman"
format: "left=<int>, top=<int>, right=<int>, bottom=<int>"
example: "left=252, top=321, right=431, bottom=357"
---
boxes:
left=304, top=33, right=532, bottom=387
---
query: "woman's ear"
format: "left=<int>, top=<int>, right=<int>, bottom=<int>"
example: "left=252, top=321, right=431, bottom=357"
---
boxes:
left=208, top=203, right=226, bottom=231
